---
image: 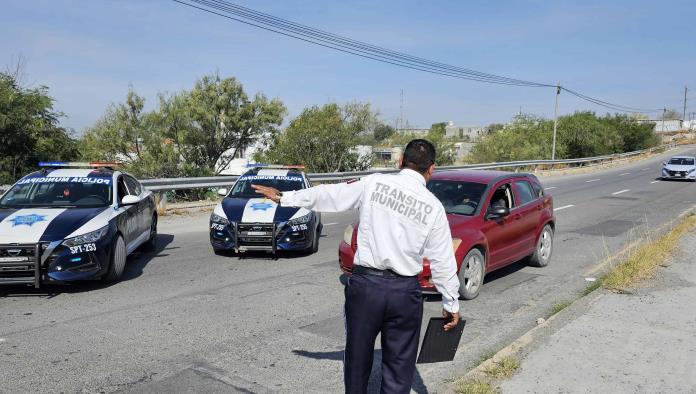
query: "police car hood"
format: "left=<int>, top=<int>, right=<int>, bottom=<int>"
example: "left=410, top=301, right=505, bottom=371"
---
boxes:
left=0, top=207, right=108, bottom=244
left=220, top=197, right=309, bottom=223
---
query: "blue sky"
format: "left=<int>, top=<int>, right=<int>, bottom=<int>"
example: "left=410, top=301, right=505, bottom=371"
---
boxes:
left=2, top=0, right=694, bottom=133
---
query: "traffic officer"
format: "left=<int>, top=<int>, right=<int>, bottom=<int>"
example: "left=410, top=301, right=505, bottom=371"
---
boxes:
left=252, top=139, right=460, bottom=394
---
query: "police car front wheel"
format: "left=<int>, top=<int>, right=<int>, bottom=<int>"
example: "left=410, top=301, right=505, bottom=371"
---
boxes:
left=105, top=235, right=127, bottom=281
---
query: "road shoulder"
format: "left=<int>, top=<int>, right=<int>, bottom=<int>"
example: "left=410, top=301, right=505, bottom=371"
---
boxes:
left=497, top=231, right=696, bottom=393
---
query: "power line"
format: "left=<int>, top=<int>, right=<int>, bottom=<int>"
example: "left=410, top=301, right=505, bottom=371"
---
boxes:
left=561, top=87, right=663, bottom=113
left=173, top=0, right=553, bottom=87
left=172, top=0, right=664, bottom=114
left=185, top=0, right=553, bottom=87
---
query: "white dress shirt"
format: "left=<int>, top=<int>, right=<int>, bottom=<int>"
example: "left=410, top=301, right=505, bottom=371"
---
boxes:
left=280, top=168, right=461, bottom=313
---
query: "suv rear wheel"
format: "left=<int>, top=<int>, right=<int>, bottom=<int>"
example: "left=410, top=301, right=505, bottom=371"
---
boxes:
left=528, top=224, right=553, bottom=267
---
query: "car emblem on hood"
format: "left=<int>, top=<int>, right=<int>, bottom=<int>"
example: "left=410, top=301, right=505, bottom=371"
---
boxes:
left=9, top=214, right=47, bottom=227
left=250, top=202, right=274, bottom=211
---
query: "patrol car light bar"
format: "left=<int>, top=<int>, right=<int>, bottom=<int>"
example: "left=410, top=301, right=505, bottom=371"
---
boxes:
left=246, top=163, right=305, bottom=169
left=39, top=161, right=122, bottom=168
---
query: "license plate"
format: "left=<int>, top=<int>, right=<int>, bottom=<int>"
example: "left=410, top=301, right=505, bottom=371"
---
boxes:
left=0, top=256, right=29, bottom=262
left=246, top=231, right=268, bottom=236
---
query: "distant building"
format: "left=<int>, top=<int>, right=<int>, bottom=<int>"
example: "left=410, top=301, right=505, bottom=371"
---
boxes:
left=396, top=128, right=429, bottom=136
left=444, top=121, right=487, bottom=140
left=634, top=119, right=684, bottom=133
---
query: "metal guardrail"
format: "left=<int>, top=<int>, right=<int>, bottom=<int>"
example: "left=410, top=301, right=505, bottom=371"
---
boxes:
left=138, top=144, right=675, bottom=192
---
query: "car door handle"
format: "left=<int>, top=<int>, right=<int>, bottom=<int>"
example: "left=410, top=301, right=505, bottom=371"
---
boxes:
left=512, top=214, right=522, bottom=220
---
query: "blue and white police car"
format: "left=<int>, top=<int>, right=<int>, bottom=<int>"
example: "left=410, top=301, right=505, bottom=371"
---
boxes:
left=0, top=162, right=157, bottom=288
left=210, top=165, right=322, bottom=255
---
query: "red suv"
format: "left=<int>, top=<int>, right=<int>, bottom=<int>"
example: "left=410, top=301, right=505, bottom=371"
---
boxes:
left=338, top=170, right=555, bottom=300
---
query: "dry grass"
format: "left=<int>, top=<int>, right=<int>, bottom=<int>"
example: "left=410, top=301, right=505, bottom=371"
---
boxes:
left=603, top=213, right=696, bottom=290
left=582, top=278, right=604, bottom=296
left=482, top=356, right=520, bottom=379
left=475, top=349, right=498, bottom=367
left=453, top=379, right=499, bottom=394
left=547, top=301, right=572, bottom=318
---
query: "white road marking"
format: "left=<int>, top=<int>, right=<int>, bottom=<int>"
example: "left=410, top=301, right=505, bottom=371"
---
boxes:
left=612, top=189, right=630, bottom=195
left=586, top=179, right=600, bottom=183
left=545, top=186, right=557, bottom=190
left=642, top=168, right=650, bottom=171
left=554, top=204, right=574, bottom=211
left=324, top=222, right=339, bottom=226
left=619, top=172, right=631, bottom=176
left=651, top=180, right=660, bottom=184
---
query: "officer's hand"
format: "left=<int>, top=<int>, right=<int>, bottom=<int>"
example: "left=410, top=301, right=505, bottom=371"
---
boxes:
left=442, top=309, right=460, bottom=331
left=251, top=184, right=281, bottom=203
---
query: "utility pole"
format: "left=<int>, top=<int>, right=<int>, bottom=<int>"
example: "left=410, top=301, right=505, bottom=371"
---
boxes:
left=683, top=86, right=688, bottom=124
left=662, top=108, right=666, bottom=133
left=399, top=89, right=404, bottom=131
left=551, top=82, right=560, bottom=160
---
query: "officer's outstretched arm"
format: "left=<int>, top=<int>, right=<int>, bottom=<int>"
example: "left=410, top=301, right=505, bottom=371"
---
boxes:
left=278, top=176, right=370, bottom=212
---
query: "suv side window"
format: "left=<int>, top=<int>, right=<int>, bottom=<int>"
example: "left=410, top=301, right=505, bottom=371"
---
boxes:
left=514, top=181, right=536, bottom=205
left=489, top=183, right=515, bottom=210
left=123, top=175, right=142, bottom=196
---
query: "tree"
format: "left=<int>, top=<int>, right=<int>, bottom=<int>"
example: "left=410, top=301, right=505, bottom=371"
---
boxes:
left=470, top=114, right=555, bottom=163
left=258, top=102, right=377, bottom=172
left=373, top=123, right=395, bottom=141
left=391, top=130, right=456, bottom=166
left=661, top=109, right=681, bottom=120
left=429, top=122, right=447, bottom=136
left=82, top=89, right=150, bottom=166
left=162, top=73, right=286, bottom=174
left=557, top=111, right=621, bottom=158
left=81, top=72, right=286, bottom=177
left=604, top=114, right=658, bottom=152
left=487, top=123, right=505, bottom=133
left=426, top=129, right=456, bottom=165
left=0, top=72, right=78, bottom=183
left=470, top=112, right=659, bottom=163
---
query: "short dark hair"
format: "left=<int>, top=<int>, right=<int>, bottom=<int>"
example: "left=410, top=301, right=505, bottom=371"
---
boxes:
left=402, top=139, right=436, bottom=173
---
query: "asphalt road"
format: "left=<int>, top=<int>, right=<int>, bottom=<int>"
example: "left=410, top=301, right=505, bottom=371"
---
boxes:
left=1, top=146, right=694, bottom=394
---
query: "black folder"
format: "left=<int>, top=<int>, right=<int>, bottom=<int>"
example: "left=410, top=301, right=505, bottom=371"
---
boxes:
left=416, top=317, right=466, bottom=364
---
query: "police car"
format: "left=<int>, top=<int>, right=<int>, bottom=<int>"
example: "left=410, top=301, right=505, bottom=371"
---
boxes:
left=0, top=162, right=157, bottom=288
left=210, top=165, right=322, bottom=255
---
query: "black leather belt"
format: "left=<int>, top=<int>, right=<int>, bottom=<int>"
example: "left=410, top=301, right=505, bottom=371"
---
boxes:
left=352, top=265, right=415, bottom=278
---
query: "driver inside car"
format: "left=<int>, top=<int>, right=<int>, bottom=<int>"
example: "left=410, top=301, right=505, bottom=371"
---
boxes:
left=490, top=188, right=508, bottom=209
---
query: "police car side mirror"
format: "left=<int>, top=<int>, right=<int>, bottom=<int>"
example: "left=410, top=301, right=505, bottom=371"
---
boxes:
left=486, top=205, right=509, bottom=220
left=217, top=188, right=228, bottom=197
left=121, top=195, right=140, bottom=206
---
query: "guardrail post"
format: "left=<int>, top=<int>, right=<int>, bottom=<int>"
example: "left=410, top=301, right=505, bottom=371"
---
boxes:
left=156, top=191, right=168, bottom=214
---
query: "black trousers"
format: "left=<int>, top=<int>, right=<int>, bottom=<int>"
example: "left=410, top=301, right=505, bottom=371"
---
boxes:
left=344, top=273, right=423, bottom=394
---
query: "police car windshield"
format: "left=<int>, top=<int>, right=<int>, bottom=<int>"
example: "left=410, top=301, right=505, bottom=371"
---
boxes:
left=668, top=158, right=695, bottom=165
left=427, top=180, right=487, bottom=216
left=230, top=174, right=305, bottom=198
left=0, top=178, right=113, bottom=208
